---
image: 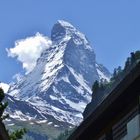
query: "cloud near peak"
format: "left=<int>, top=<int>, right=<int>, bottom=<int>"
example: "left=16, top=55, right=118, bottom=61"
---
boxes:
left=0, top=82, right=10, bottom=93
left=7, top=33, right=52, bottom=74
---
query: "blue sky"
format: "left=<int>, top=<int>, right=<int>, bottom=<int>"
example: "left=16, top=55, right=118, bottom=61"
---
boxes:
left=0, top=0, right=140, bottom=83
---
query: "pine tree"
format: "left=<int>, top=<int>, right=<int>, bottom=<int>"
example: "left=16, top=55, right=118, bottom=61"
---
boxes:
left=0, top=88, right=10, bottom=140
left=0, top=88, right=26, bottom=140
left=124, top=57, right=130, bottom=72
left=99, top=79, right=106, bottom=90
left=9, top=128, right=26, bottom=140
left=130, top=52, right=136, bottom=65
left=135, top=51, right=140, bottom=61
left=117, top=66, right=122, bottom=73
left=92, top=80, right=99, bottom=93
left=111, top=68, right=117, bottom=82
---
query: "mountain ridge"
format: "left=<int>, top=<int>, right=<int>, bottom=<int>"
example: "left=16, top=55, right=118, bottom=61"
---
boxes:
left=5, top=20, right=111, bottom=139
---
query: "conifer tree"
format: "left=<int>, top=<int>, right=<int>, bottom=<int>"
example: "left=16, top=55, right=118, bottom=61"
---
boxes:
left=0, top=88, right=26, bottom=140
left=130, top=52, right=136, bottom=65
left=135, top=51, right=140, bottom=61
left=0, top=88, right=8, bottom=118
left=92, top=80, right=99, bottom=93
left=0, top=88, right=10, bottom=140
left=116, top=66, right=122, bottom=80
left=111, top=68, right=117, bottom=81
left=124, top=57, right=130, bottom=72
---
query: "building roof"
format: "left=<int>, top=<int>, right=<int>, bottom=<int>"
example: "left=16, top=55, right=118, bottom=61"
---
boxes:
left=68, top=62, right=140, bottom=140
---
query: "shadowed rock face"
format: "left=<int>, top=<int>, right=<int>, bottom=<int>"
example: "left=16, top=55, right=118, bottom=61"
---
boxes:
left=51, top=21, right=67, bottom=41
left=7, top=20, right=111, bottom=127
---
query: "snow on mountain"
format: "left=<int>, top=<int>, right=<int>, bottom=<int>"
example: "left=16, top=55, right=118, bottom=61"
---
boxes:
left=96, top=63, right=111, bottom=82
left=7, top=20, right=111, bottom=127
left=0, top=82, right=9, bottom=93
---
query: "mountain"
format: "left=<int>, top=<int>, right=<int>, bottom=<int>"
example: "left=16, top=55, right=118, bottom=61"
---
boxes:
left=6, top=20, right=111, bottom=139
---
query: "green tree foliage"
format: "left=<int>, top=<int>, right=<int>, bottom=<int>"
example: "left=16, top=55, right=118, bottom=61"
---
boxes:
left=0, top=88, right=9, bottom=121
left=135, top=51, right=140, bottom=60
left=9, top=128, right=26, bottom=140
left=84, top=50, right=140, bottom=120
left=0, top=88, right=26, bottom=140
left=94, top=50, right=140, bottom=95
left=124, top=57, right=130, bottom=72
left=124, top=51, right=140, bottom=72
left=112, top=68, right=117, bottom=81
left=130, top=52, right=136, bottom=65
left=92, top=80, right=99, bottom=93
left=111, top=51, right=140, bottom=85
left=92, top=79, right=109, bottom=95
left=91, top=50, right=140, bottom=102
left=0, top=88, right=10, bottom=140
left=100, top=78, right=107, bottom=90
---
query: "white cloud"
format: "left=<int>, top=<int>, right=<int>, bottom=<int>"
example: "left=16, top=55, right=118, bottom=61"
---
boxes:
left=7, top=33, right=52, bottom=74
left=0, top=82, right=10, bottom=93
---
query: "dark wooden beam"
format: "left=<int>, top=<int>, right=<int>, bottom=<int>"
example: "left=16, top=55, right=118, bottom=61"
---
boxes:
left=68, top=62, right=140, bottom=140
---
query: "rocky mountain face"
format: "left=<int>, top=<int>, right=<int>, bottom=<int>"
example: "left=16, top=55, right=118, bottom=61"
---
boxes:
left=5, top=20, right=111, bottom=139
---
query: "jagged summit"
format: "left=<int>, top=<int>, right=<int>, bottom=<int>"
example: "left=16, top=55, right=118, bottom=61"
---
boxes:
left=51, top=20, right=91, bottom=51
left=57, top=20, right=75, bottom=28
left=51, top=20, right=74, bottom=41
left=7, top=20, right=111, bottom=129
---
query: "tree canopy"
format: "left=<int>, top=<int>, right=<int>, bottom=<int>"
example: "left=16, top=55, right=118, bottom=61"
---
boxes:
left=0, top=88, right=26, bottom=140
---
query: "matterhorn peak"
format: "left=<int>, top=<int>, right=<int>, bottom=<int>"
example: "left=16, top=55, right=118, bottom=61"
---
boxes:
left=51, top=20, right=88, bottom=42
left=51, top=20, right=92, bottom=51
left=7, top=20, right=111, bottom=132
left=51, top=20, right=76, bottom=41
left=57, top=20, right=75, bottom=28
